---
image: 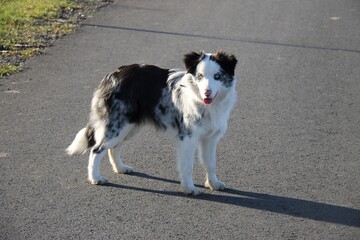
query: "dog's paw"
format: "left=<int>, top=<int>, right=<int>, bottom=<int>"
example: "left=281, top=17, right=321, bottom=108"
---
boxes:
left=205, top=179, right=226, bottom=191
left=182, top=186, right=201, bottom=196
left=116, top=165, right=133, bottom=174
left=88, top=176, right=108, bottom=185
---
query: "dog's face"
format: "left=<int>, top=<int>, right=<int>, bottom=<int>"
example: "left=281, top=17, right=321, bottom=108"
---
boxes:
left=184, top=51, right=237, bottom=105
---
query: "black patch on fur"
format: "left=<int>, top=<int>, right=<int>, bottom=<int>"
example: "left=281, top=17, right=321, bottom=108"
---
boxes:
left=158, top=104, right=167, bottom=114
left=101, top=64, right=170, bottom=128
left=92, top=145, right=105, bottom=154
left=86, top=126, right=96, bottom=148
left=183, top=51, right=205, bottom=75
left=218, top=69, right=234, bottom=87
left=210, top=51, right=238, bottom=76
left=172, top=115, right=192, bottom=141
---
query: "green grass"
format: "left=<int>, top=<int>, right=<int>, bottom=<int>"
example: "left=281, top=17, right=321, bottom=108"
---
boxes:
left=0, top=64, right=20, bottom=77
left=0, top=0, right=81, bottom=78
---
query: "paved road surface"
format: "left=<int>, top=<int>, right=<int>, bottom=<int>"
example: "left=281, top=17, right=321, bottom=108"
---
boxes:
left=1, top=0, right=359, bottom=239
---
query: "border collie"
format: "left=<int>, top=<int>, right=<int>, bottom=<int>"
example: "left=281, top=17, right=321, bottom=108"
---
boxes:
left=67, top=51, right=237, bottom=195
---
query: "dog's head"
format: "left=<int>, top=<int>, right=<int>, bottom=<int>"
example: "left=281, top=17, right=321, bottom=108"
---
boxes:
left=184, top=51, right=237, bottom=105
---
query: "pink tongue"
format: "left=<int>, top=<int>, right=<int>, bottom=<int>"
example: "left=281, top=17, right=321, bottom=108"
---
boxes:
left=203, top=98, right=213, bottom=104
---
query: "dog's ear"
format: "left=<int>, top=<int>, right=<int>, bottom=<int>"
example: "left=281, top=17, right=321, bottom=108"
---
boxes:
left=211, top=51, right=238, bottom=76
left=183, top=51, right=205, bottom=74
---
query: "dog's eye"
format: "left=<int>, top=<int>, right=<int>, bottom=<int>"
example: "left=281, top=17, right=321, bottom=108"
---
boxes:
left=197, top=73, right=204, bottom=79
left=214, top=73, right=221, bottom=80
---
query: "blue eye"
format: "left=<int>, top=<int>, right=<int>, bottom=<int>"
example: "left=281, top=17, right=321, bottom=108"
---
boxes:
left=214, top=73, right=221, bottom=80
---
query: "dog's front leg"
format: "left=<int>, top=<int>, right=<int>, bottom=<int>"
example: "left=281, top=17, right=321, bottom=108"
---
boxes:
left=199, top=135, right=225, bottom=191
left=176, top=139, right=200, bottom=195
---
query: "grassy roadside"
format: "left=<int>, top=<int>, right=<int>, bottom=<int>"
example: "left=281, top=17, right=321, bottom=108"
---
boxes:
left=0, top=0, right=109, bottom=78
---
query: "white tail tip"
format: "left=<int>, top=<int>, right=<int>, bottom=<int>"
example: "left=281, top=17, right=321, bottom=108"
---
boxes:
left=66, top=128, right=89, bottom=155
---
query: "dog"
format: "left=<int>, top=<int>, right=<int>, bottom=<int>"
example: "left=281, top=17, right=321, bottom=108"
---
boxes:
left=66, top=51, right=237, bottom=195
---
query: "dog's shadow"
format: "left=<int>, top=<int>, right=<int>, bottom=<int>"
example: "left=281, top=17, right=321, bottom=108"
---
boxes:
left=103, top=172, right=360, bottom=227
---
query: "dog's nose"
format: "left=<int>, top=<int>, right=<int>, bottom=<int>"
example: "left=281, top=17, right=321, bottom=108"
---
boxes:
left=205, top=90, right=212, bottom=97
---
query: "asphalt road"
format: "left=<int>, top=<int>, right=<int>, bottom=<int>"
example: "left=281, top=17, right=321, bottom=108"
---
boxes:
left=1, top=0, right=359, bottom=239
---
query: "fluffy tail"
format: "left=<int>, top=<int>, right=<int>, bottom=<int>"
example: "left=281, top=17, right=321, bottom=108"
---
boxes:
left=66, top=126, right=95, bottom=155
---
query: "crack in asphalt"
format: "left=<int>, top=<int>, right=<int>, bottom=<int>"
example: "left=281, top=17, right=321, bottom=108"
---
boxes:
left=83, top=23, right=360, bottom=54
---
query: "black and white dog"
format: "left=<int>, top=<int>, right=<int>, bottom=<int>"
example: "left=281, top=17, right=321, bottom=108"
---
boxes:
left=67, top=51, right=237, bottom=195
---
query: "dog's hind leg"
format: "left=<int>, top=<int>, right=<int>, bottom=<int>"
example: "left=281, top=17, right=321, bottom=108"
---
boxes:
left=88, top=146, right=108, bottom=185
left=108, top=123, right=135, bottom=174
left=88, top=123, right=134, bottom=184
left=108, top=146, right=133, bottom=174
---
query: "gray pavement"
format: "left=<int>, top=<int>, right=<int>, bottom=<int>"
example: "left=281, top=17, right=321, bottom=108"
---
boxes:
left=1, top=0, right=359, bottom=239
